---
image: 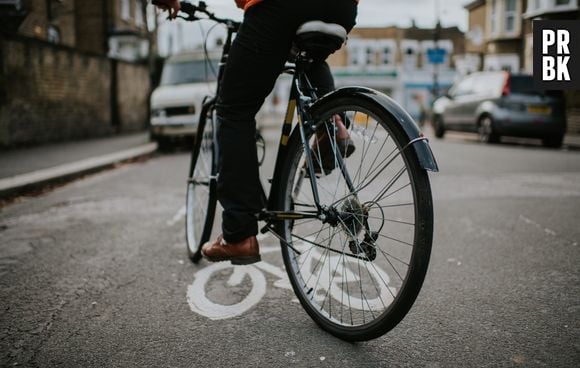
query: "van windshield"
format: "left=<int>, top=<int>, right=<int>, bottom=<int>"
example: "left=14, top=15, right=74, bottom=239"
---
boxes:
left=160, top=59, right=219, bottom=85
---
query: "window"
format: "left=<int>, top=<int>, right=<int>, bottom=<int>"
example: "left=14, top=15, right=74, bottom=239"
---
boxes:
left=403, top=48, right=416, bottom=69
left=366, top=47, right=375, bottom=65
left=348, top=46, right=360, bottom=66
left=400, top=40, right=419, bottom=70
left=380, top=47, right=391, bottom=65
left=47, top=25, right=60, bottom=44
left=526, top=0, right=578, bottom=17
left=135, top=0, right=144, bottom=26
left=450, top=76, right=476, bottom=97
left=490, top=0, right=497, bottom=34
left=376, top=40, right=396, bottom=67
left=505, top=0, right=517, bottom=33
left=121, top=0, right=130, bottom=20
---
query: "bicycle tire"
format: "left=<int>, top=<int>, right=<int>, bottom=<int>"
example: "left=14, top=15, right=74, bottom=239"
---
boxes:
left=185, top=104, right=218, bottom=263
left=276, top=95, right=433, bottom=341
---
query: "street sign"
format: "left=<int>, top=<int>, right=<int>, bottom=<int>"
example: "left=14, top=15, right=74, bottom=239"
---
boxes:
left=427, top=48, right=447, bottom=64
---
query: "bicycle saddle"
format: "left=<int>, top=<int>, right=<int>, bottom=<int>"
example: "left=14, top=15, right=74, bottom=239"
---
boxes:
left=293, top=21, right=347, bottom=61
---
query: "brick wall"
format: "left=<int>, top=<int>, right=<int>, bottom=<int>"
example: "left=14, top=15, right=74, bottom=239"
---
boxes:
left=74, top=1, right=107, bottom=54
left=116, top=60, right=150, bottom=132
left=17, top=0, right=76, bottom=47
left=0, top=35, right=150, bottom=148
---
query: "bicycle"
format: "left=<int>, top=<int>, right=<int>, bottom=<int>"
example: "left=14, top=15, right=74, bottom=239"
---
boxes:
left=177, top=1, right=439, bottom=341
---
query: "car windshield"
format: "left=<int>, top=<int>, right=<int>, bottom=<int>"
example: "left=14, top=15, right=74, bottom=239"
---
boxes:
left=160, top=59, right=219, bottom=86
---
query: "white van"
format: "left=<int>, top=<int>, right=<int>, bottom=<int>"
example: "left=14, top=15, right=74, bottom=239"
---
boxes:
left=150, top=51, right=219, bottom=147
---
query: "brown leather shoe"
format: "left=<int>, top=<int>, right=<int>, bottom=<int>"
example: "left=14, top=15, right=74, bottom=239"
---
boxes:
left=201, top=235, right=261, bottom=265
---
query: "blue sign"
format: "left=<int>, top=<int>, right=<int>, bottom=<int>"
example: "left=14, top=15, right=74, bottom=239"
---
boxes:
left=427, top=48, right=447, bottom=64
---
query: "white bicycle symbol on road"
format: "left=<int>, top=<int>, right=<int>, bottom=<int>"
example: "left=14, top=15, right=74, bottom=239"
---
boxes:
left=186, top=241, right=396, bottom=320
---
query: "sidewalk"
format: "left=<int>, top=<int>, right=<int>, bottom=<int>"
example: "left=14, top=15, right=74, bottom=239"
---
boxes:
left=0, top=133, right=157, bottom=198
left=564, top=134, right=580, bottom=150
left=0, top=127, right=577, bottom=200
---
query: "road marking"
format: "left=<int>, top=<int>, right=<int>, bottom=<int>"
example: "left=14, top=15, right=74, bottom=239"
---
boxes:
left=186, top=245, right=289, bottom=320
left=167, top=206, right=186, bottom=227
left=519, top=215, right=557, bottom=237
left=187, top=263, right=267, bottom=320
left=185, top=240, right=396, bottom=320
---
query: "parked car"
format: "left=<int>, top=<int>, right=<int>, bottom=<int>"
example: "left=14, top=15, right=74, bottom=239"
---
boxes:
left=150, top=51, right=219, bottom=148
left=432, top=71, right=566, bottom=147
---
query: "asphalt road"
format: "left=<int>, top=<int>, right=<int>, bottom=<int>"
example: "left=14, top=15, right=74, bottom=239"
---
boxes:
left=1, top=129, right=579, bottom=367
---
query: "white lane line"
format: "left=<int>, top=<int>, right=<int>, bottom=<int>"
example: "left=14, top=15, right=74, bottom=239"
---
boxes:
left=167, top=206, right=186, bottom=227
left=519, top=215, right=557, bottom=237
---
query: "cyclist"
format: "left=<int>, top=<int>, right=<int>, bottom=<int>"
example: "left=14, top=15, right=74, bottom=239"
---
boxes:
left=154, top=0, right=358, bottom=264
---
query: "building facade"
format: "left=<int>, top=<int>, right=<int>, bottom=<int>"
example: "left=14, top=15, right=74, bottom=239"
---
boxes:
left=459, top=0, right=529, bottom=73
left=323, top=25, right=465, bottom=119
left=1, top=0, right=151, bottom=61
left=0, top=0, right=155, bottom=147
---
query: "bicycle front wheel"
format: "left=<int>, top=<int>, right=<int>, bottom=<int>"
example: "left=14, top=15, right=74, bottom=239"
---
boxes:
left=185, top=106, right=218, bottom=262
left=276, top=96, right=434, bottom=341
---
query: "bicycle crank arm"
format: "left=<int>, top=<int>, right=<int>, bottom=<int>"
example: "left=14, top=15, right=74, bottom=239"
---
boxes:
left=257, top=210, right=319, bottom=222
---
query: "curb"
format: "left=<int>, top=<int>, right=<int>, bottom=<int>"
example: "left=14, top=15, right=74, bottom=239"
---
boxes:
left=0, top=143, right=158, bottom=199
left=564, top=135, right=580, bottom=151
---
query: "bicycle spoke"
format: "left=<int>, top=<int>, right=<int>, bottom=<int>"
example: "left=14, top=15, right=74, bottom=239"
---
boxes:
left=376, top=246, right=407, bottom=281
left=338, top=217, right=389, bottom=311
left=279, top=103, right=431, bottom=333
left=377, top=233, right=413, bottom=247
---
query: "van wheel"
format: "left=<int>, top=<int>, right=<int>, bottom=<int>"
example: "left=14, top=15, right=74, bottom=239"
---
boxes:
left=478, top=116, right=500, bottom=144
left=433, top=115, right=445, bottom=138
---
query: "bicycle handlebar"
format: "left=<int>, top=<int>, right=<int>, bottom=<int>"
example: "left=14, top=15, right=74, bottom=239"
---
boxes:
left=152, top=0, right=241, bottom=30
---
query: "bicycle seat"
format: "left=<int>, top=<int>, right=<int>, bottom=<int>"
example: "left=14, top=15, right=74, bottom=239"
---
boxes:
left=293, top=21, right=347, bottom=61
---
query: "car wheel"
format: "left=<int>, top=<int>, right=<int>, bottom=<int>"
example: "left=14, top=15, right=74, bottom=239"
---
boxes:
left=542, top=135, right=564, bottom=149
left=478, top=116, right=500, bottom=144
left=433, top=115, right=446, bottom=138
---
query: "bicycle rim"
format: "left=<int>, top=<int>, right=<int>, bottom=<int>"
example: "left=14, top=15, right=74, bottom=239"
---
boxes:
left=186, top=111, right=217, bottom=260
left=278, top=98, right=433, bottom=341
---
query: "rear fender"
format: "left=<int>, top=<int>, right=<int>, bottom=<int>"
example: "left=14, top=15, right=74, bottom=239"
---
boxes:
left=310, top=87, right=439, bottom=172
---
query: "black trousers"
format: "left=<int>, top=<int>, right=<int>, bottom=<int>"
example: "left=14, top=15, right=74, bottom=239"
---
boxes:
left=216, top=0, right=357, bottom=243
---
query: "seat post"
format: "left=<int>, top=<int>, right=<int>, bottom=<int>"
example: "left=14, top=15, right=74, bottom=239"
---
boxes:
left=293, top=56, right=319, bottom=100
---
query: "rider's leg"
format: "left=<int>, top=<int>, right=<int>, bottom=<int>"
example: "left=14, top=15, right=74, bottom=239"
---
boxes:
left=215, top=0, right=297, bottom=244
left=209, top=0, right=357, bottom=249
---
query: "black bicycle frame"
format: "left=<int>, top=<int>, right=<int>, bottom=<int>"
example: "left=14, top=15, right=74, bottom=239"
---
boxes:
left=192, top=18, right=351, bottom=227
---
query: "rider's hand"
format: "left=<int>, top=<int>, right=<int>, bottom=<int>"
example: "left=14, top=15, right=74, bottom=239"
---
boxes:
left=153, top=0, right=180, bottom=19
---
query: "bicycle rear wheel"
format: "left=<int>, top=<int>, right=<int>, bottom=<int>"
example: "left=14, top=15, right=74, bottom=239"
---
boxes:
left=276, top=96, right=433, bottom=341
left=185, top=106, right=218, bottom=262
